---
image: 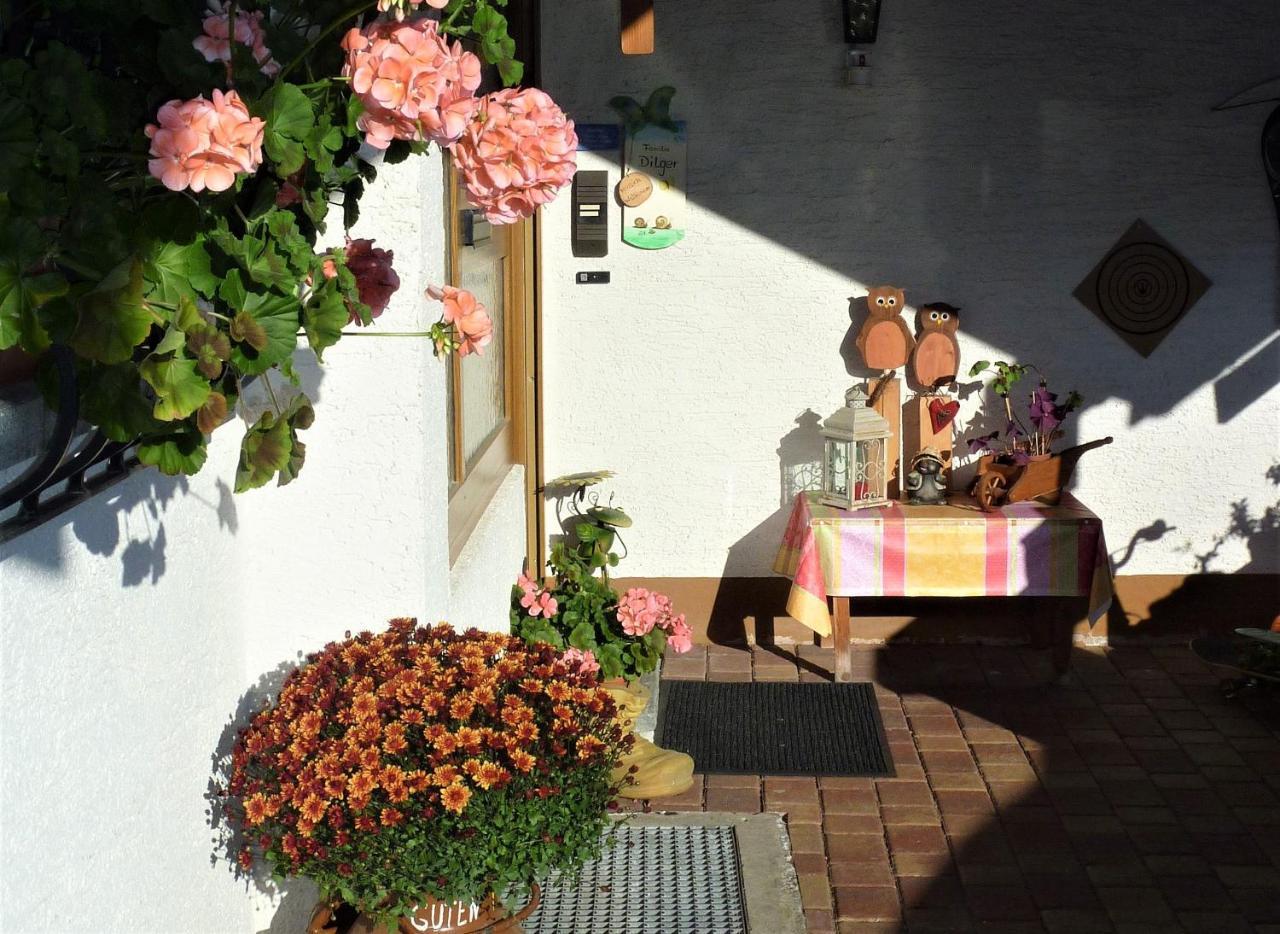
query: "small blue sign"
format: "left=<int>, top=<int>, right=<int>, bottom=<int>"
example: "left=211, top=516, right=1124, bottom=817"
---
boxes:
left=576, top=123, right=621, bottom=153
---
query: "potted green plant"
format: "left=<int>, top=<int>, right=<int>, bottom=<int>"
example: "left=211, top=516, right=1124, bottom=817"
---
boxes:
left=222, top=619, right=628, bottom=933
left=511, top=472, right=692, bottom=684
left=965, top=361, right=1110, bottom=508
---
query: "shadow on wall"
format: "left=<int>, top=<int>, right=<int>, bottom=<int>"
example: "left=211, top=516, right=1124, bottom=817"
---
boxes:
left=0, top=347, right=330, bottom=584
left=207, top=657, right=320, bottom=934
left=548, top=1, right=1279, bottom=424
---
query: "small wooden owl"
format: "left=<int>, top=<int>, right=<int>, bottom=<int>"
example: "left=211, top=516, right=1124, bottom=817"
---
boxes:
left=911, top=302, right=961, bottom=389
left=855, top=285, right=915, bottom=371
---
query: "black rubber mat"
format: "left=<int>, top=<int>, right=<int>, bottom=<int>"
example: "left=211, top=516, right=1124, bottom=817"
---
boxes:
left=654, top=681, right=895, bottom=776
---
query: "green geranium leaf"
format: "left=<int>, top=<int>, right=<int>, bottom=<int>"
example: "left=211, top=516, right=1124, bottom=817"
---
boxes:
left=236, top=412, right=293, bottom=492
left=139, top=353, right=212, bottom=421
left=186, top=323, right=230, bottom=378
left=0, top=265, right=63, bottom=352
left=219, top=269, right=248, bottom=310
left=137, top=429, right=208, bottom=476
left=70, top=259, right=152, bottom=364
left=498, top=58, right=524, bottom=87
left=196, top=391, right=229, bottom=434
left=567, top=621, right=598, bottom=652
left=230, top=310, right=268, bottom=351
left=261, top=83, right=315, bottom=176
left=78, top=362, right=160, bottom=441
left=143, top=238, right=217, bottom=304
left=278, top=437, right=306, bottom=486
left=153, top=325, right=185, bottom=356
left=229, top=290, right=298, bottom=375
left=139, top=196, right=202, bottom=246
left=303, top=281, right=349, bottom=360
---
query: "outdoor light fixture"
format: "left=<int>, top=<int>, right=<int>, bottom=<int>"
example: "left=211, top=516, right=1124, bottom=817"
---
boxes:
left=842, top=0, right=883, bottom=44
left=820, top=386, right=892, bottom=510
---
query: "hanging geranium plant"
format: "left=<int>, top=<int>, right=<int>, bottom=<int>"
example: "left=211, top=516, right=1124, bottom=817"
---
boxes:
left=0, top=0, right=575, bottom=492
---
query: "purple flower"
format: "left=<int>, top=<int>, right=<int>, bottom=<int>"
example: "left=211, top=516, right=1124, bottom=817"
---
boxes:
left=1029, top=386, right=1061, bottom=433
left=966, top=432, right=1000, bottom=455
left=1011, top=451, right=1033, bottom=465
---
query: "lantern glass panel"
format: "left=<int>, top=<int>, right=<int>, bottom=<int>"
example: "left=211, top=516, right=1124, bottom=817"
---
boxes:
left=853, top=436, right=887, bottom=504
left=826, top=439, right=850, bottom=500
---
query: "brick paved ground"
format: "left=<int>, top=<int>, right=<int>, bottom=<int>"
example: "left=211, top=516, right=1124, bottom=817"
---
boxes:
left=637, top=643, right=1280, bottom=933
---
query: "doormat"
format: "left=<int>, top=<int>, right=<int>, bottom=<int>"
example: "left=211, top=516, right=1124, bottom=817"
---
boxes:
left=655, top=681, right=894, bottom=776
left=525, top=824, right=748, bottom=934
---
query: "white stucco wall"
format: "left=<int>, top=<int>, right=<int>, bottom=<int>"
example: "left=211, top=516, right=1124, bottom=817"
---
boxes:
left=539, top=0, right=1280, bottom=580
left=448, top=465, right=527, bottom=633
left=0, top=153, right=523, bottom=932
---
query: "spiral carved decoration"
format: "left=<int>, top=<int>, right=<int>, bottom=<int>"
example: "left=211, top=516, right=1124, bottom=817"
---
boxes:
left=1073, top=219, right=1211, bottom=358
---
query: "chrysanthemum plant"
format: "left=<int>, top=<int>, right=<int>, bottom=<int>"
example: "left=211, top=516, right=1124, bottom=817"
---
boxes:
left=221, top=619, right=628, bottom=926
left=511, top=473, right=693, bottom=683
left=0, top=0, right=576, bottom=491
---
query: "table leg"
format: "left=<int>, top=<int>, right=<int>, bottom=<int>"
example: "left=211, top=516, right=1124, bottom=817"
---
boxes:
left=1051, top=599, right=1086, bottom=678
left=832, top=596, right=853, bottom=683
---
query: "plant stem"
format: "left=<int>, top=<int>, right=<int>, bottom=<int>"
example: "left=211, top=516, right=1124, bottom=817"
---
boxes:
left=278, top=0, right=378, bottom=82
left=263, top=370, right=283, bottom=415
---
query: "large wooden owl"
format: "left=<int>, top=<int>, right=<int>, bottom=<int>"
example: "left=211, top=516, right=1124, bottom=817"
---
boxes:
left=910, top=302, right=961, bottom=389
left=855, top=285, right=915, bottom=371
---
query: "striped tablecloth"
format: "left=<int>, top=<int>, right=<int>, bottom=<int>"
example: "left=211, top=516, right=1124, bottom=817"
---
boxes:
left=772, top=492, right=1113, bottom=637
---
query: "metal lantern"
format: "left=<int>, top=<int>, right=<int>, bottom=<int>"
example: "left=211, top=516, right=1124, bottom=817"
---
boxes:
left=820, top=386, right=891, bottom=510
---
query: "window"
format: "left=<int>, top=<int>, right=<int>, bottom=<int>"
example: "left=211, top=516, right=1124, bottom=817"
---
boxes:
left=445, top=165, right=538, bottom=562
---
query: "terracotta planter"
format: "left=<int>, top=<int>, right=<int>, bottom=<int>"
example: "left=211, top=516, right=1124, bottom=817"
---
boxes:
left=307, top=887, right=539, bottom=934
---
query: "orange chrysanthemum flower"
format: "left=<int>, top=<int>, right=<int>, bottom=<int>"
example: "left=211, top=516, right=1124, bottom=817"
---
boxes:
left=546, top=681, right=571, bottom=701
left=401, top=708, right=425, bottom=726
left=509, top=749, right=535, bottom=773
left=450, top=695, right=475, bottom=721
left=441, top=782, right=472, bottom=814
left=432, top=764, right=460, bottom=786
left=243, top=793, right=270, bottom=825
left=351, top=692, right=378, bottom=720
left=380, top=807, right=405, bottom=827
left=348, top=770, right=378, bottom=798
left=383, top=723, right=408, bottom=755
left=475, top=761, right=507, bottom=790
left=577, top=735, right=605, bottom=761
left=300, top=794, right=328, bottom=823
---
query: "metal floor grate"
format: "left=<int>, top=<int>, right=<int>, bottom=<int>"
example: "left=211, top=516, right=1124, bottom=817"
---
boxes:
left=525, top=824, right=748, bottom=934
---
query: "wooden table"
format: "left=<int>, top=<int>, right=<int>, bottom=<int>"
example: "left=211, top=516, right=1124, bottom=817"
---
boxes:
left=773, top=492, right=1113, bottom=681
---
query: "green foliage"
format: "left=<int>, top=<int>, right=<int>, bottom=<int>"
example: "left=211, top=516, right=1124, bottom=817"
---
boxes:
left=511, top=486, right=677, bottom=683
left=1, top=0, right=524, bottom=491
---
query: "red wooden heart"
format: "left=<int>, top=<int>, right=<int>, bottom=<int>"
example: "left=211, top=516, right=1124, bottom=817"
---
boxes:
left=928, top=397, right=960, bottom=434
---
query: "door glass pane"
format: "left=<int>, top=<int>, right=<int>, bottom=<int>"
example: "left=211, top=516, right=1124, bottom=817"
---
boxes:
left=458, top=248, right=505, bottom=467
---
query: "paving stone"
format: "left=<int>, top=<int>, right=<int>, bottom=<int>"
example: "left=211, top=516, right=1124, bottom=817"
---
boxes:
left=964, top=884, right=1040, bottom=922
left=834, top=885, right=901, bottom=921
left=1096, top=886, right=1175, bottom=923
left=885, top=824, right=949, bottom=855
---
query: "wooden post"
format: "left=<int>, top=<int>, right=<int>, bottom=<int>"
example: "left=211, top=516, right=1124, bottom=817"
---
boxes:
left=870, top=377, right=902, bottom=499
left=832, top=596, right=853, bottom=683
left=903, top=394, right=955, bottom=486
left=621, top=0, right=655, bottom=54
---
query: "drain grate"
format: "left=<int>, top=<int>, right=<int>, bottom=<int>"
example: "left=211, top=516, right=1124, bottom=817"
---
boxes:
left=525, top=824, right=748, bottom=934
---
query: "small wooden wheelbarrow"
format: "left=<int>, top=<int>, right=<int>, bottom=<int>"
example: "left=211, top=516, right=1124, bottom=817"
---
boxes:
left=972, top=437, right=1113, bottom=511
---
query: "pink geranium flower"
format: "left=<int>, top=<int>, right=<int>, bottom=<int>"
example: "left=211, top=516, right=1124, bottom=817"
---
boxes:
left=561, top=647, right=600, bottom=678
left=666, top=616, right=693, bottom=654
left=377, top=0, right=448, bottom=18
left=516, top=571, right=538, bottom=596
left=521, top=588, right=558, bottom=618
left=452, top=87, right=578, bottom=224
left=145, top=89, right=264, bottom=193
left=342, top=238, right=400, bottom=324
left=341, top=18, right=480, bottom=151
left=425, top=284, right=493, bottom=356
left=193, top=1, right=279, bottom=78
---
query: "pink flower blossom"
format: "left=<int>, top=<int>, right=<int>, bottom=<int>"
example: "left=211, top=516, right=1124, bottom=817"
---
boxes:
left=193, top=1, right=280, bottom=77
left=377, top=0, right=449, bottom=18
left=342, top=238, right=400, bottom=324
left=666, top=616, right=693, bottom=654
left=617, top=587, right=667, bottom=637
left=452, top=87, right=578, bottom=224
left=425, top=284, right=493, bottom=356
left=145, top=89, right=264, bottom=193
left=341, top=18, right=480, bottom=151
left=521, top=588, right=558, bottom=618
left=516, top=571, right=538, bottom=596
left=561, top=648, right=600, bottom=677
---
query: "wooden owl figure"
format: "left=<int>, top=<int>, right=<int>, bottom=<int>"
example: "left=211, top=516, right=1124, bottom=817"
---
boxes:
left=855, top=285, right=915, bottom=371
left=911, top=302, right=961, bottom=389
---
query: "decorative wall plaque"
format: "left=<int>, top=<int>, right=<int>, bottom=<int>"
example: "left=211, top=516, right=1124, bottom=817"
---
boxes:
left=1072, top=219, right=1211, bottom=358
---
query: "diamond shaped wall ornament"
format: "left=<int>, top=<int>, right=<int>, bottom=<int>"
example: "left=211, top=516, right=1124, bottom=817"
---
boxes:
left=1073, top=219, right=1211, bottom=357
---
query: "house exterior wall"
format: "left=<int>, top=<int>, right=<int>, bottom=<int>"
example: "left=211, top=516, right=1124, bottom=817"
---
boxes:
left=0, top=156, right=522, bottom=931
left=539, top=1, right=1280, bottom=586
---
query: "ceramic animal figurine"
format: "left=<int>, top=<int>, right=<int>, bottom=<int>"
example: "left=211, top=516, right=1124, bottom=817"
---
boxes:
left=910, top=302, right=961, bottom=389
left=855, top=285, right=915, bottom=371
left=904, top=447, right=948, bottom=505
